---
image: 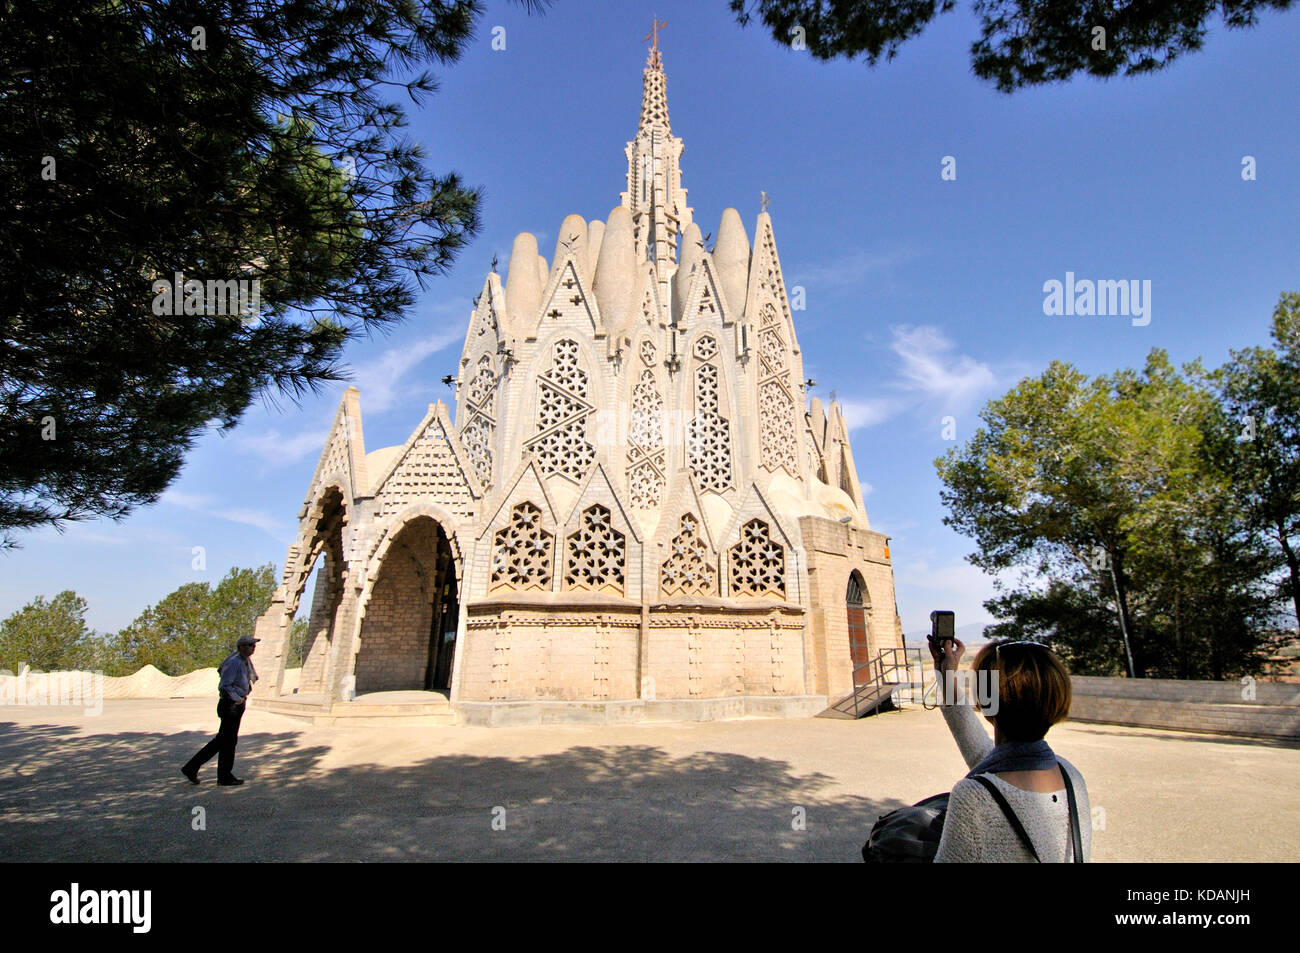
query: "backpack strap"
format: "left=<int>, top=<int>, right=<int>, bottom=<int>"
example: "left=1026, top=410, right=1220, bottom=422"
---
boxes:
left=972, top=775, right=1040, bottom=862
left=1060, top=762, right=1084, bottom=864
left=973, top=761, right=1086, bottom=863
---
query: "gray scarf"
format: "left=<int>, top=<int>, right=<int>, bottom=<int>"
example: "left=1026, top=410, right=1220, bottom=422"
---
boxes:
left=966, top=739, right=1056, bottom=778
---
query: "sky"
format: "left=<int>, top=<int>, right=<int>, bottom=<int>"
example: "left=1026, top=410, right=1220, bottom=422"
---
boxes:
left=4, top=0, right=1298, bottom=640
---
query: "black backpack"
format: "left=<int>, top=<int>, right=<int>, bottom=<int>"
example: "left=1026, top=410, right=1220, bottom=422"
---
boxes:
left=862, top=765, right=1083, bottom=863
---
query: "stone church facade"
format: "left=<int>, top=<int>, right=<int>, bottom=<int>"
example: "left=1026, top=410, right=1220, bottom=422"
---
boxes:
left=250, top=41, right=904, bottom=724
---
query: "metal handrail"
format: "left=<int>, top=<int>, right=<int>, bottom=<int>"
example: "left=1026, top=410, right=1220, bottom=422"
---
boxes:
left=849, top=647, right=929, bottom=718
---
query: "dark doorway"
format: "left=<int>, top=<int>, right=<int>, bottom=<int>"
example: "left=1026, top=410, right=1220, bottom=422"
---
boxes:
left=425, top=532, right=458, bottom=691
left=847, top=572, right=871, bottom=686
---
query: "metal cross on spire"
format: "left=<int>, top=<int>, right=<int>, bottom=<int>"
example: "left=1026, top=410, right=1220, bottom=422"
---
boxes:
left=644, top=17, right=667, bottom=68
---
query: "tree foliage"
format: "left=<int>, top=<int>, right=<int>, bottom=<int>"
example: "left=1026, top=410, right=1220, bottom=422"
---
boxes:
left=729, top=0, right=1295, bottom=91
left=936, top=299, right=1299, bottom=678
left=0, top=0, right=535, bottom=547
left=109, top=563, right=278, bottom=675
left=0, top=590, right=101, bottom=673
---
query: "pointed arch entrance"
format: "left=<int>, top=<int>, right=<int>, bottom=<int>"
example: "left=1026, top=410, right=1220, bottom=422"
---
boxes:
left=355, top=516, right=459, bottom=694
left=847, top=571, right=872, bottom=686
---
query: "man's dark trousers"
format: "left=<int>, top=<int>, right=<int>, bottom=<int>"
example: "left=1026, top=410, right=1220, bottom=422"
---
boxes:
left=185, top=696, right=245, bottom=780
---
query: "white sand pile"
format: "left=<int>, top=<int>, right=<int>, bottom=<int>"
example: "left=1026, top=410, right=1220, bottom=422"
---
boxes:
left=1, top=664, right=304, bottom=700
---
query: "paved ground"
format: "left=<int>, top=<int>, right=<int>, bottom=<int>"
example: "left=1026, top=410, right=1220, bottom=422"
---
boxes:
left=1, top=699, right=1296, bottom=862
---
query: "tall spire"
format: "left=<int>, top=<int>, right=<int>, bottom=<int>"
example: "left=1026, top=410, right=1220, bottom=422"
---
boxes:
left=621, top=19, right=693, bottom=315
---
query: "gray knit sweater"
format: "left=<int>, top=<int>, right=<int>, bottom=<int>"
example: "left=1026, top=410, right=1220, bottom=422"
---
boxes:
left=934, top=702, right=1092, bottom=863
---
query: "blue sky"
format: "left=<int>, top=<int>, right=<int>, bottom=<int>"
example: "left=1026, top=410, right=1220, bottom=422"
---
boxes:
left=4, top=0, right=1298, bottom=639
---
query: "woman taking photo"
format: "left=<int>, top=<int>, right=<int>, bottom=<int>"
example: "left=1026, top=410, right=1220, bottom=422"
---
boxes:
left=931, top=637, right=1091, bottom=862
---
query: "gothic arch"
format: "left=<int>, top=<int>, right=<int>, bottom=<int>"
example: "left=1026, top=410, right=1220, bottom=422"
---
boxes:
left=354, top=514, right=461, bottom=693
left=847, top=570, right=873, bottom=685
left=288, top=483, right=350, bottom=694
left=359, top=503, right=465, bottom=611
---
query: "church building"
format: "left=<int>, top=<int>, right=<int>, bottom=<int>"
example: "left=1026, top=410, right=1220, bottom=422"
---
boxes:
left=250, top=38, right=904, bottom=725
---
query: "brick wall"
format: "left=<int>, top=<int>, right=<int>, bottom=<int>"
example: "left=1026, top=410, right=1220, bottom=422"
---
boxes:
left=355, top=521, right=439, bottom=693
left=799, top=515, right=902, bottom=700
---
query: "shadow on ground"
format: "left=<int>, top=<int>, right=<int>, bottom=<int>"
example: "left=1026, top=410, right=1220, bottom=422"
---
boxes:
left=0, top=720, right=905, bottom=862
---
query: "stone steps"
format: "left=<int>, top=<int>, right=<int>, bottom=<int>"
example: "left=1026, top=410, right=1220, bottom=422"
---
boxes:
left=253, top=691, right=456, bottom=727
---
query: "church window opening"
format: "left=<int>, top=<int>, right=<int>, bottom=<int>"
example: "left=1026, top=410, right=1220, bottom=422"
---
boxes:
left=491, top=502, right=553, bottom=591
left=729, top=519, right=785, bottom=598
left=526, top=339, right=596, bottom=484
left=660, top=514, right=716, bottom=597
left=564, top=505, right=626, bottom=594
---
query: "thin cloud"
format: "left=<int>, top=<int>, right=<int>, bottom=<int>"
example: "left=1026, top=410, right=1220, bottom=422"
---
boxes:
left=837, top=325, right=1001, bottom=433
left=838, top=397, right=904, bottom=430
left=232, top=314, right=464, bottom=469
left=889, top=325, right=998, bottom=412
left=350, top=323, right=465, bottom=415
left=234, top=428, right=331, bottom=469
left=789, top=248, right=919, bottom=290
left=162, top=489, right=289, bottom=541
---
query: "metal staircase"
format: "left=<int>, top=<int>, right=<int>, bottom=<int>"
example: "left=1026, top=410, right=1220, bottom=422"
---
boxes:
left=825, top=647, right=932, bottom=718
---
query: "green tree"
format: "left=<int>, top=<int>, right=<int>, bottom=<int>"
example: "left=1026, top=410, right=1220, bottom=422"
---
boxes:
left=0, top=0, right=545, bottom=548
left=109, top=563, right=279, bottom=675
left=729, top=0, right=1295, bottom=92
left=1211, top=293, right=1300, bottom=629
left=937, top=349, right=1283, bottom=677
left=0, top=591, right=98, bottom=673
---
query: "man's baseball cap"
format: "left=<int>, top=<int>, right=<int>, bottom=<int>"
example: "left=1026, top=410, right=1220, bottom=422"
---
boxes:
left=237, top=635, right=261, bottom=647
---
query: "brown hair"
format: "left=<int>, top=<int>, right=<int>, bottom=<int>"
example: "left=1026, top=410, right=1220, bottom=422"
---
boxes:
left=972, top=641, right=1072, bottom=742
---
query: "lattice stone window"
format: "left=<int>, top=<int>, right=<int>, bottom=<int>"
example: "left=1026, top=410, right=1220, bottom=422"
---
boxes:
left=564, top=505, right=626, bottom=594
left=729, top=519, right=785, bottom=599
left=660, top=514, right=716, bottom=597
left=462, top=355, right=496, bottom=487
left=694, top=334, right=718, bottom=361
left=758, top=304, right=798, bottom=475
left=491, top=502, right=553, bottom=591
left=627, top=369, right=665, bottom=509
left=526, top=339, right=595, bottom=483
left=687, top=360, right=732, bottom=493
left=640, top=339, right=657, bottom=366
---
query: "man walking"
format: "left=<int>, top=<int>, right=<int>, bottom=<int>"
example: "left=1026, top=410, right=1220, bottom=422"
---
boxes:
left=182, top=634, right=259, bottom=786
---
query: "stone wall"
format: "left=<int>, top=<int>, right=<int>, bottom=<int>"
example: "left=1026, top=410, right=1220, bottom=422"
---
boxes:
left=1069, top=675, right=1300, bottom=740
left=799, top=515, right=902, bottom=700
left=644, top=604, right=806, bottom=698
left=460, top=602, right=641, bottom=701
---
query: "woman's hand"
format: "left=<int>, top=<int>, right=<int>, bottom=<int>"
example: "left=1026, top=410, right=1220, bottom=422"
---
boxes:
left=929, top=637, right=965, bottom=671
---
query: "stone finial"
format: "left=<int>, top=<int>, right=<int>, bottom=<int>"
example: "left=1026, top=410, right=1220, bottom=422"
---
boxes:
left=553, top=214, right=587, bottom=279
left=504, top=232, right=542, bottom=334
left=585, top=219, right=605, bottom=283
left=673, top=221, right=704, bottom=323
left=713, top=207, right=750, bottom=320
left=594, top=206, right=636, bottom=333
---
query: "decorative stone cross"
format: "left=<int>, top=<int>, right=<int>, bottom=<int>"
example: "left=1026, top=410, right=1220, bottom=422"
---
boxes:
left=644, top=17, right=667, bottom=54
left=760, top=190, right=770, bottom=213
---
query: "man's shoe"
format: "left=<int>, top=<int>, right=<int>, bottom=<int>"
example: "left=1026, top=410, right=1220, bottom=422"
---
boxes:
left=217, top=776, right=244, bottom=786
left=181, top=767, right=200, bottom=784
